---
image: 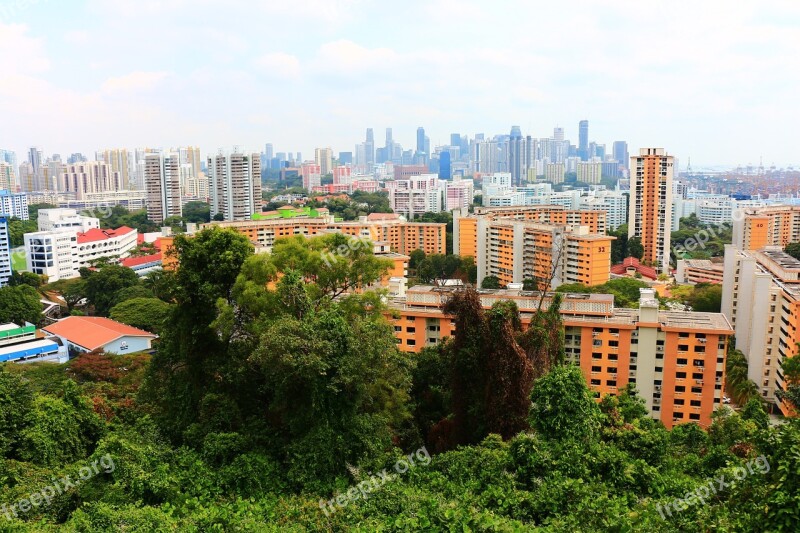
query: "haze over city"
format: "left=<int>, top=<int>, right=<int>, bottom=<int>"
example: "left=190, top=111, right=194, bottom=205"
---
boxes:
left=2, top=0, right=799, bottom=167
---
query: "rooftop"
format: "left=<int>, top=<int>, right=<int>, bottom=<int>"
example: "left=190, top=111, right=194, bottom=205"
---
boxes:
left=77, top=226, right=135, bottom=244
left=43, top=316, right=157, bottom=352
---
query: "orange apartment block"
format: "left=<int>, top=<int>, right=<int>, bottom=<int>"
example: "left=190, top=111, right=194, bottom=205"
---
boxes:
left=454, top=209, right=613, bottom=289
left=205, top=217, right=447, bottom=256
left=473, top=205, right=606, bottom=234
left=732, top=205, right=800, bottom=251
left=722, top=245, right=800, bottom=416
left=628, top=148, right=673, bottom=274
left=388, top=285, right=732, bottom=428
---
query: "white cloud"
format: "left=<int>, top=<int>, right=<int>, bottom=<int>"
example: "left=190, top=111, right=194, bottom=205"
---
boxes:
left=101, top=71, right=170, bottom=93
left=64, top=30, right=89, bottom=44
left=0, top=23, right=50, bottom=73
left=255, top=52, right=301, bottom=79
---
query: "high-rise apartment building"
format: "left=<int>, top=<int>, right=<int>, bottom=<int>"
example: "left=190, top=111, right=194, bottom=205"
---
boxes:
left=454, top=206, right=612, bottom=288
left=207, top=150, right=262, bottom=221
left=388, top=286, right=731, bottom=428
left=577, top=160, right=602, bottom=184
left=578, top=120, right=589, bottom=161
left=96, top=149, right=132, bottom=189
left=545, top=162, right=565, bottom=184
left=731, top=205, right=800, bottom=251
left=0, top=190, right=28, bottom=220
left=722, top=245, right=800, bottom=414
left=0, top=216, right=11, bottom=287
left=144, top=152, right=182, bottom=224
left=61, top=161, right=122, bottom=200
left=0, top=162, right=15, bottom=191
left=300, top=163, right=322, bottom=191
left=628, top=148, right=674, bottom=274
left=314, top=147, right=333, bottom=175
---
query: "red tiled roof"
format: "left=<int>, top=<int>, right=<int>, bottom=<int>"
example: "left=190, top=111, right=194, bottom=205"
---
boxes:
left=610, top=257, right=658, bottom=280
left=120, top=253, right=162, bottom=268
left=77, top=226, right=135, bottom=244
left=43, top=316, right=156, bottom=352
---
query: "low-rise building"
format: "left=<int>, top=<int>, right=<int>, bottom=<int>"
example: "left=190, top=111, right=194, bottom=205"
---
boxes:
left=0, top=323, right=68, bottom=364
left=676, top=259, right=725, bottom=284
left=43, top=316, right=158, bottom=354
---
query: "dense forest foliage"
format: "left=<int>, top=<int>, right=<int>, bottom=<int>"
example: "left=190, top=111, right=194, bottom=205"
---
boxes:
left=1, top=227, right=799, bottom=531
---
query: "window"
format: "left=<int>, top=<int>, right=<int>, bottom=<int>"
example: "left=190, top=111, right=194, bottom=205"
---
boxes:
left=676, top=372, right=686, bottom=379
left=592, top=352, right=602, bottom=359
left=690, top=400, right=701, bottom=407
left=673, top=412, right=684, bottom=419
left=678, top=344, right=689, bottom=352
left=406, top=327, right=416, bottom=333
left=692, top=373, right=703, bottom=380
left=606, top=380, right=617, bottom=387
left=675, top=385, right=685, bottom=392
left=691, top=386, right=702, bottom=394
left=609, top=340, right=619, bottom=347
left=593, top=340, right=602, bottom=347
left=689, top=414, right=700, bottom=420
left=591, top=366, right=601, bottom=372
left=677, top=358, right=688, bottom=365
left=591, top=379, right=601, bottom=386
left=407, top=340, right=416, bottom=346
left=693, top=359, right=704, bottom=367
left=675, top=399, right=685, bottom=405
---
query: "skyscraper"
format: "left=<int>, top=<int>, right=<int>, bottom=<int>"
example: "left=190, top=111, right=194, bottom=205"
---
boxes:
left=578, top=120, right=589, bottom=161
left=416, top=127, right=426, bottom=154
left=613, top=141, right=629, bottom=175
left=0, top=149, right=16, bottom=168
left=365, top=128, right=375, bottom=167
left=438, top=151, right=451, bottom=180
left=144, top=152, right=182, bottom=224
left=314, top=147, right=333, bottom=175
left=508, top=126, right=525, bottom=186
left=207, top=150, right=262, bottom=221
left=628, top=148, right=674, bottom=274
left=265, top=143, right=274, bottom=160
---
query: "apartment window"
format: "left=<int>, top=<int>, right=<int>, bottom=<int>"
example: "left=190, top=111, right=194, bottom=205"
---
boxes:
left=675, top=399, right=685, bottom=405
left=695, top=346, right=705, bottom=353
left=678, top=344, right=689, bottom=352
left=428, top=338, right=437, bottom=344
left=591, top=366, right=602, bottom=372
left=591, top=379, right=601, bottom=386
left=676, top=372, right=687, bottom=379
left=691, top=386, right=702, bottom=394
left=407, top=340, right=416, bottom=346
left=609, top=340, right=619, bottom=347
left=630, top=365, right=637, bottom=371
left=657, top=340, right=665, bottom=346
left=607, top=367, right=618, bottom=374
left=692, top=373, right=704, bottom=380
left=593, top=340, right=602, bottom=347
left=677, top=358, right=688, bottom=366
left=606, top=380, right=617, bottom=387
left=592, top=352, right=602, bottom=359
left=690, top=400, right=701, bottom=407
left=673, top=412, right=684, bottom=419
left=689, top=414, right=700, bottom=421
left=675, top=385, right=686, bottom=392
left=406, top=327, right=416, bottom=333
left=394, top=326, right=402, bottom=332
left=679, top=332, right=689, bottom=338
left=693, top=359, right=705, bottom=367
left=610, top=329, right=619, bottom=334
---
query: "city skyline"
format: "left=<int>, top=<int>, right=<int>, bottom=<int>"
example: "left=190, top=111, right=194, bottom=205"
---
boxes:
left=1, top=1, right=799, bottom=167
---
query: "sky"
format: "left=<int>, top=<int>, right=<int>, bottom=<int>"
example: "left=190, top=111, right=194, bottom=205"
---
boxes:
left=1, top=0, right=799, bottom=168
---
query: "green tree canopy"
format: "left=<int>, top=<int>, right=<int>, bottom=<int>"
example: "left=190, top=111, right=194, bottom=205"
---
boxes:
left=0, top=284, right=42, bottom=325
left=83, top=265, right=141, bottom=316
left=110, top=297, right=173, bottom=334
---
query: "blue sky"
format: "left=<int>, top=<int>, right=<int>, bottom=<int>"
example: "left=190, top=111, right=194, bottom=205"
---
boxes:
left=1, top=0, right=799, bottom=167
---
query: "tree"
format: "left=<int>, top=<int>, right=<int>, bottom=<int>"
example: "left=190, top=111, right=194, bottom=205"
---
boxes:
left=182, top=201, right=211, bottom=224
left=8, top=271, right=44, bottom=288
left=626, top=236, right=644, bottom=260
left=685, top=282, right=722, bottom=312
left=529, top=365, right=601, bottom=442
left=0, top=284, right=42, bottom=325
left=0, top=368, right=34, bottom=458
left=786, top=242, right=800, bottom=261
left=84, top=265, right=141, bottom=316
left=212, top=213, right=225, bottom=221
left=112, top=285, right=154, bottom=307
left=481, top=276, right=501, bottom=289
left=409, top=249, right=426, bottom=270
left=110, top=297, right=173, bottom=334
